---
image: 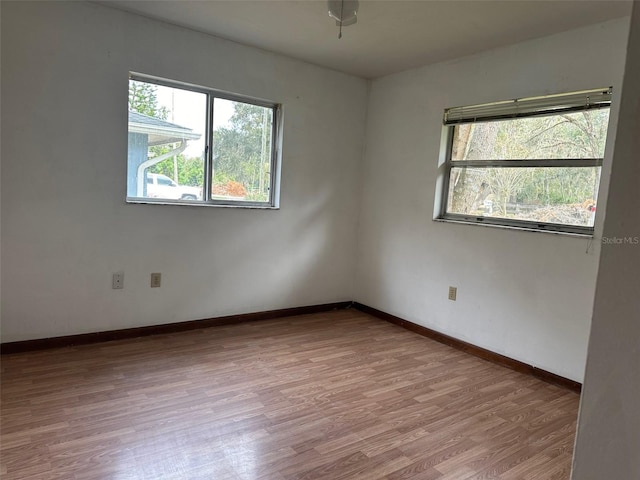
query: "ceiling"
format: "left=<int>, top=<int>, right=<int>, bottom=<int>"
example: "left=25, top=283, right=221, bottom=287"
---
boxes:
left=104, top=0, right=632, bottom=79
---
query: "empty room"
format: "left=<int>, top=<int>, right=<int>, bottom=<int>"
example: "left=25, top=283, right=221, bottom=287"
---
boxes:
left=1, top=1, right=639, bottom=479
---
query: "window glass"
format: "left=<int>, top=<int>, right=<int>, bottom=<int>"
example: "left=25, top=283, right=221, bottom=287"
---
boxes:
left=447, top=166, right=601, bottom=227
left=451, top=110, right=610, bottom=161
left=127, top=80, right=206, bottom=201
left=127, top=75, right=279, bottom=207
left=212, top=98, right=274, bottom=203
left=438, top=90, right=611, bottom=234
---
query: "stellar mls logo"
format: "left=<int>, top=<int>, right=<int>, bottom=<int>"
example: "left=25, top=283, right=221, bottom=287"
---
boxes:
left=601, top=236, right=640, bottom=245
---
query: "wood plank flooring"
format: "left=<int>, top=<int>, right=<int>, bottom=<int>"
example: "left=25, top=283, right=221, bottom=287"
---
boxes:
left=1, top=309, right=580, bottom=479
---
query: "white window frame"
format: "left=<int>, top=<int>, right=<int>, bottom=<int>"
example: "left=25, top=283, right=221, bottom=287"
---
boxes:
left=127, top=72, right=282, bottom=208
left=435, top=87, right=612, bottom=235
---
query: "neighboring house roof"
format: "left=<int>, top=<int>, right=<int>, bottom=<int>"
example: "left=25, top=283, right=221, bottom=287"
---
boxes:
left=128, top=111, right=201, bottom=146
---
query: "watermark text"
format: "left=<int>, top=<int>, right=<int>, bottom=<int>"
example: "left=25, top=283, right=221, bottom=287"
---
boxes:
left=601, top=236, right=640, bottom=245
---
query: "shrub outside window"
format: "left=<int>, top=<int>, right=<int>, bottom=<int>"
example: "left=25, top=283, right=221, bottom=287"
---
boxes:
left=127, top=73, right=280, bottom=207
left=437, top=88, right=612, bottom=235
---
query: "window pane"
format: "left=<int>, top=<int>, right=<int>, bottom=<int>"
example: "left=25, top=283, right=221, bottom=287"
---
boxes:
left=451, top=109, right=609, bottom=161
left=447, top=166, right=601, bottom=227
left=127, top=80, right=206, bottom=201
left=212, top=98, right=273, bottom=202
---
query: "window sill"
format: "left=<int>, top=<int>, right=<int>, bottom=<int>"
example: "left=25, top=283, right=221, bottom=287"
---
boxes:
left=433, top=217, right=594, bottom=238
left=126, top=198, right=280, bottom=210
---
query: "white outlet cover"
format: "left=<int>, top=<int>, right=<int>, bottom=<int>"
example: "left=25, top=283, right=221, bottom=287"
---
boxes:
left=448, top=286, right=457, bottom=301
left=112, top=272, right=124, bottom=289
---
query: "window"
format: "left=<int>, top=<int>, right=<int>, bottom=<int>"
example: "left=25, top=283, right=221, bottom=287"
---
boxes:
left=127, top=73, right=280, bottom=207
left=437, top=88, right=612, bottom=235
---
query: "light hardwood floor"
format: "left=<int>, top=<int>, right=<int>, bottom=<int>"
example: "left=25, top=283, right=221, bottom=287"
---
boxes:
left=1, top=309, right=580, bottom=479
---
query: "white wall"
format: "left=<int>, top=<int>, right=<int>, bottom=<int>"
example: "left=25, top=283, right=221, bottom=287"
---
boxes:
left=355, top=18, right=630, bottom=382
left=572, top=3, right=640, bottom=477
left=0, top=2, right=368, bottom=342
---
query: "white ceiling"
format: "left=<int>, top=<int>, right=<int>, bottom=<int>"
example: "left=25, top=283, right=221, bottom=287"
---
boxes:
left=104, top=0, right=632, bottom=78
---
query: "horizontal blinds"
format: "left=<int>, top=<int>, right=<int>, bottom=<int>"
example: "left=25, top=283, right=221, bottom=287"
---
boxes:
left=444, top=87, right=612, bottom=125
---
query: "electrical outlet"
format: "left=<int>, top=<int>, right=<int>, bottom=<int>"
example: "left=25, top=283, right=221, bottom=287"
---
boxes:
left=112, top=272, right=124, bottom=289
left=150, top=273, right=161, bottom=288
left=448, top=286, right=457, bottom=301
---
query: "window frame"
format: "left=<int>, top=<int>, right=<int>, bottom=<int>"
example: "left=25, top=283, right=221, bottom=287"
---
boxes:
left=127, top=72, right=282, bottom=208
left=436, top=88, right=612, bottom=236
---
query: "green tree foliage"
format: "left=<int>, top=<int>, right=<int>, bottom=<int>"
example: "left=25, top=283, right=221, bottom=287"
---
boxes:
left=146, top=156, right=204, bottom=187
left=128, top=81, right=169, bottom=120
left=213, top=102, right=272, bottom=201
left=514, top=112, right=606, bottom=207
